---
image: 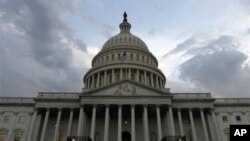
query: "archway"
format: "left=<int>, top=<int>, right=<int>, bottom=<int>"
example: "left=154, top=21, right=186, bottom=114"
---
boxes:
left=122, top=131, right=131, bottom=141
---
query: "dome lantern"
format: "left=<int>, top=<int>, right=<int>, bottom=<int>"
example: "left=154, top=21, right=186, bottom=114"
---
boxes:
left=119, top=12, right=131, bottom=33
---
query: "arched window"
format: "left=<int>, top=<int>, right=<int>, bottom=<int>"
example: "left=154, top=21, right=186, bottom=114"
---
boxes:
left=13, top=129, right=24, bottom=141
left=0, top=128, right=8, bottom=141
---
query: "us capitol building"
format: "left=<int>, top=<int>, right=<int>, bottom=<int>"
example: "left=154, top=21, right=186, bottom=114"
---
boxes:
left=0, top=13, right=250, bottom=141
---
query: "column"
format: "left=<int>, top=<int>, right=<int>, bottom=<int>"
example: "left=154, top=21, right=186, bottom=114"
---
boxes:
left=169, top=107, right=175, bottom=136
left=143, top=105, right=149, bottom=141
left=97, top=73, right=100, bottom=87
left=40, top=109, right=50, bottom=141
left=229, top=112, right=234, bottom=124
left=67, top=109, right=74, bottom=136
left=131, top=105, right=136, bottom=141
left=156, top=76, right=159, bottom=89
left=27, top=110, right=38, bottom=141
left=200, top=109, right=209, bottom=141
left=177, top=109, right=184, bottom=136
left=104, top=70, right=107, bottom=85
left=112, top=69, right=115, bottom=83
left=128, top=68, right=131, bottom=79
left=144, top=71, right=147, bottom=85
left=118, top=105, right=122, bottom=141
left=77, top=106, right=84, bottom=136
left=156, top=105, right=162, bottom=141
left=120, top=68, right=123, bottom=80
left=91, top=75, right=95, bottom=88
left=159, top=78, right=162, bottom=89
left=150, top=73, right=154, bottom=87
left=189, top=109, right=197, bottom=141
left=212, top=110, right=221, bottom=141
left=136, top=69, right=139, bottom=82
left=90, top=105, right=97, bottom=141
left=104, top=105, right=110, bottom=141
left=243, top=112, right=248, bottom=124
left=53, top=109, right=62, bottom=141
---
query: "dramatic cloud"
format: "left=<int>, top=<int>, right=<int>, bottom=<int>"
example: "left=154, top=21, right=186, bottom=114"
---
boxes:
left=0, top=0, right=90, bottom=97
left=165, top=35, right=250, bottom=97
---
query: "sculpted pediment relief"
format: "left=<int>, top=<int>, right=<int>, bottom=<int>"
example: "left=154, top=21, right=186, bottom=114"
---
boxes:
left=84, top=80, right=166, bottom=96
left=114, top=83, right=136, bottom=95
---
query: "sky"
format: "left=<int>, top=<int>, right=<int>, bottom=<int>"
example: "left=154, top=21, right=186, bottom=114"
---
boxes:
left=0, top=0, right=250, bottom=98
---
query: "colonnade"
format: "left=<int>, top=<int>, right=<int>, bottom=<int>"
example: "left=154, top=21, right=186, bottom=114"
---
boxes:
left=26, top=105, right=223, bottom=141
left=85, top=68, right=165, bottom=89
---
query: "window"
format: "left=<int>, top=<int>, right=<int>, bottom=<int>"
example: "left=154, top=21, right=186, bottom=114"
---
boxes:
left=236, top=116, right=241, bottom=122
left=3, top=115, right=11, bottom=123
left=0, top=129, right=8, bottom=141
left=222, top=116, right=228, bottom=122
left=18, top=116, right=26, bottom=124
left=13, top=129, right=23, bottom=141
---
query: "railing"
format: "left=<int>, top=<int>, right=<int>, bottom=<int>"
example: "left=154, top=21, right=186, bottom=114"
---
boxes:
left=38, top=92, right=80, bottom=98
left=173, top=93, right=211, bottom=98
left=0, top=97, right=34, bottom=103
left=215, top=98, right=250, bottom=103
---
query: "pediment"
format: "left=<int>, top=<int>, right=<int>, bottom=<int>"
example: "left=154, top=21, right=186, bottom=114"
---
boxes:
left=83, top=80, right=168, bottom=96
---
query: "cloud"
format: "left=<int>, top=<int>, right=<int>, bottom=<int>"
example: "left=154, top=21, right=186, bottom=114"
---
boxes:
left=176, top=35, right=250, bottom=97
left=0, top=0, right=89, bottom=97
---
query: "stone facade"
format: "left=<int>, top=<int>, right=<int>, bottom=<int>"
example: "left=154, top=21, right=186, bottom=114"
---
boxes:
left=0, top=13, right=250, bottom=141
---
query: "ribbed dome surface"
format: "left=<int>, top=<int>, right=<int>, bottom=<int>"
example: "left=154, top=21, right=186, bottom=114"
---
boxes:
left=101, top=33, right=149, bottom=51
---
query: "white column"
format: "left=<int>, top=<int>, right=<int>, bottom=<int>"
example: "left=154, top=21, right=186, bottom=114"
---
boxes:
left=243, top=112, right=248, bottom=124
left=189, top=109, right=197, bottom=141
left=104, top=105, right=110, bottom=141
left=67, top=109, right=74, bottom=136
left=144, top=71, right=147, bottom=85
left=97, top=73, right=100, bottom=87
left=104, top=70, right=107, bottom=85
left=156, top=76, right=159, bottom=89
left=118, top=105, right=122, bottom=141
left=120, top=68, right=123, bottom=80
left=131, top=105, right=136, bottom=141
left=112, top=69, right=115, bottom=83
left=91, top=75, right=95, bottom=88
left=169, top=107, right=175, bottom=136
left=136, top=69, right=139, bottom=82
left=156, top=105, right=162, bottom=141
left=143, top=105, right=149, bottom=141
left=177, top=108, right=184, bottom=136
left=53, top=109, right=62, bottom=141
left=27, top=110, right=38, bottom=141
left=159, top=78, right=162, bottom=89
left=128, top=69, right=131, bottom=79
left=212, top=110, right=221, bottom=141
left=40, top=109, right=50, bottom=141
left=150, top=73, right=154, bottom=87
left=90, top=105, right=97, bottom=141
left=200, top=109, right=209, bottom=141
left=77, top=106, right=84, bottom=136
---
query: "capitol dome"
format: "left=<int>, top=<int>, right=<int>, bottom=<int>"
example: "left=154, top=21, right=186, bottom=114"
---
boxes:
left=83, top=12, right=166, bottom=92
